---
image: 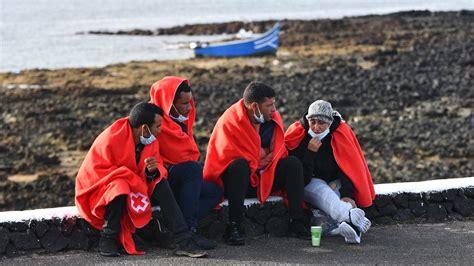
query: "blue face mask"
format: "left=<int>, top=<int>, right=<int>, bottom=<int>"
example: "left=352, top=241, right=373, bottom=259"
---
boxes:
left=308, top=127, right=330, bottom=140
left=253, top=105, right=265, bottom=124
left=140, top=125, right=156, bottom=145
left=170, top=105, right=189, bottom=123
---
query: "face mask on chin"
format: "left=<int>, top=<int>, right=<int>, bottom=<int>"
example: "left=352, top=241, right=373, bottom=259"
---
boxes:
left=140, top=125, right=156, bottom=145
left=170, top=104, right=189, bottom=123
left=253, top=104, right=265, bottom=124
left=308, top=127, right=330, bottom=140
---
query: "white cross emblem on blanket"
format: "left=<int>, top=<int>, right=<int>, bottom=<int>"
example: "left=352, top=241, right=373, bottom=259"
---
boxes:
left=130, top=192, right=149, bottom=213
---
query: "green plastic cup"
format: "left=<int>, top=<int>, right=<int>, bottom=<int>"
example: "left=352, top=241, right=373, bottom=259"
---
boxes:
left=311, top=226, right=322, bottom=246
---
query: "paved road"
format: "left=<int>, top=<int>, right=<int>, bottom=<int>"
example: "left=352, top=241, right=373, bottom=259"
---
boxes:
left=2, top=221, right=474, bottom=265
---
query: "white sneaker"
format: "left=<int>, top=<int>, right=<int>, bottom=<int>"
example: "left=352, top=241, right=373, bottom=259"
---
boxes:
left=349, top=208, right=371, bottom=233
left=339, top=222, right=361, bottom=244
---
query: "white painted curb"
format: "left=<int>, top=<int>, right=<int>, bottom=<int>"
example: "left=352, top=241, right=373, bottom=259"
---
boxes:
left=0, top=176, right=472, bottom=223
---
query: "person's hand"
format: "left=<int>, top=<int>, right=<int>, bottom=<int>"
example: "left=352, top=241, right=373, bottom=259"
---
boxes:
left=307, top=138, right=322, bottom=152
left=258, top=152, right=273, bottom=170
left=144, top=157, right=158, bottom=173
left=341, top=197, right=356, bottom=208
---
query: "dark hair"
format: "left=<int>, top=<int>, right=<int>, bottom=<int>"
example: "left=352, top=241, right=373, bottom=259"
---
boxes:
left=129, top=102, right=164, bottom=128
left=173, top=81, right=192, bottom=103
left=243, top=81, right=275, bottom=106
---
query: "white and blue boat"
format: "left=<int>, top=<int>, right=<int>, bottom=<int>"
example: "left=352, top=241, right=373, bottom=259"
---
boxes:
left=192, top=22, right=280, bottom=58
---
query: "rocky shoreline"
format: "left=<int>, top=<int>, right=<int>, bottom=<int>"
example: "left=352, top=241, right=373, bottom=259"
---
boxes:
left=0, top=11, right=473, bottom=211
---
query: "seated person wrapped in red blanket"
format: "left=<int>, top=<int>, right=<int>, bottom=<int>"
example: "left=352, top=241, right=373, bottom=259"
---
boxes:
left=285, top=100, right=375, bottom=244
left=203, top=81, right=311, bottom=246
left=75, top=102, right=207, bottom=258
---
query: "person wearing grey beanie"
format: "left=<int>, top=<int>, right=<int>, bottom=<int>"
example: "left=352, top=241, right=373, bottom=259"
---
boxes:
left=285, top=100, right=375, bottom=244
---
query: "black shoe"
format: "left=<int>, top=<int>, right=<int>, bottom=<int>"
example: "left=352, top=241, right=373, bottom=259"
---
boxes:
left=174, top=238, right=208, bottom=258
left=191, top=228, right=217, bottom=250
left=287, top=219, right=311, bottom=240
left=224, top=222, right=245, bottom=246
left=99, top=236, right=121, bottom=257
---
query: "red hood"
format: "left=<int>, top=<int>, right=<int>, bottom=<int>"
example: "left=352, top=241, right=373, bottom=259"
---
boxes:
left=149, top=76, right=200, bottom=165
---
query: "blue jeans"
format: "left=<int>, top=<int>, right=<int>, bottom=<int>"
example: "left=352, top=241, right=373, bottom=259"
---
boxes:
left=168, top=161, right=223, bottom=228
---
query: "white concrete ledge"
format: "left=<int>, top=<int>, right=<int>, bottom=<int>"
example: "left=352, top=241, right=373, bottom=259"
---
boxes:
left=1, top=177, right=473, bottom=223
left=0, top=206, right=80, bottom=223
left=374, top=176, right=474, bottom=195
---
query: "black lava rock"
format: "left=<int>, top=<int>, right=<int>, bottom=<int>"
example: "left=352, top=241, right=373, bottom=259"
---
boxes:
left=265, top=216, right=288, bottom=237
left=76, top=219, right=100, bottom=236
left=409, top=200, right=427, bottom=217
left=408, top=193, right=423, bottom=201
left=393, top=193, right=410, bottom=208
left=442, top=189, right=459, bottom=201
left=462, top=187, right=474, bottom=198
left=10, top=230, right=41, bottom=250
left=374, top=195, right=393, bottom=208
left=60, top=217, right=77, bottom=236
left=393, top=209, right=415, bottom=222
left=7, top=221, right=28, bottom=232
left=40, top=227, right=69, bottom=252
left=35, top=220, right=50, bottom=238
left=361, top=205, right=381, bottom=219
left=425, top=192, right=444, bottom=203
left=245, top=204, right=260, bottom=219
left=272, top=202, right=288, bottom=217
left=254, top=207, right=272, bottom=225
left=440, top=202, right=454, bottom=214
left=377, top=204, right=398, bottom=216
left=0, top=227, right=10, bottom=254
left=453, top=197, right=474, bottom=217
left=67, top=230, right=89, bottom=250
left=243, top=218, right=264, bottom=237
left=427, top=204, right=447, bottom=221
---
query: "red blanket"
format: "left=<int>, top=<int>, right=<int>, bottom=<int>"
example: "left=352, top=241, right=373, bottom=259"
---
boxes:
left=285, top=121, right=375, bottom=207
left=149, top=76, right=200, bottom=165
left=75, top=118, right=167, bottom=255
left=203, top=99, right=288, bottom=203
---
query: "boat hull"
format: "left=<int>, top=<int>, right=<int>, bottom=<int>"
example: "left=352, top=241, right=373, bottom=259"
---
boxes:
left=194, top=23, right=280, bottom=58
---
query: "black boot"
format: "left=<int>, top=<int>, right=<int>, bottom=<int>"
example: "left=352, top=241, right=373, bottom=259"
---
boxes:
left=100, top=195, right=126, bottom=257
left=224, top=222, right=245, bottom=245
left=99, top=229, right=121, bottom=257
left=191, top=227, right=217, bottom=250
left=287, top=219, right=311, bottom=240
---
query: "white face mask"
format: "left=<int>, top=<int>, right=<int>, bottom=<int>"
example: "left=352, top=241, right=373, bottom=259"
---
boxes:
left=308, top=127, right=330, bottom=140
left=170, top=105, right=189, bottom=123
left=140, top=125, right=156, bottom=145
left=253, top=104, right=265, bottom=124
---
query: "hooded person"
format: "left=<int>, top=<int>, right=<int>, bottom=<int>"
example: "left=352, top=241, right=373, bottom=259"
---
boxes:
left=149, top=76, right=222, bottom=250
left=285, top=100, right=375, bottom=244
left=203, top=81, right=311, bottom=246
left=75, top=102, right=207, bottom=258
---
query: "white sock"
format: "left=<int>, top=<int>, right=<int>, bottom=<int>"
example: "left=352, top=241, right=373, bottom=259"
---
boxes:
left=339, top=222, right=361, bottom=244
left=349, top=208, right=371, bottom=233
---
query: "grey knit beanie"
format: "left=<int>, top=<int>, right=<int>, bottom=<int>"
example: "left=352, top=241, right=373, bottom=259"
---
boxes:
left=306, top=100, right=333, bottom=124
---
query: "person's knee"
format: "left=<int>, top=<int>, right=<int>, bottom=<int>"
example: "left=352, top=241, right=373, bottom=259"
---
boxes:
left=281, top=156, right=303, bottom=180
left=182, top=161, right=203, bottom=181
left=171, top=161, right=203, bottom=182
left=284, top=156, right=303, bottom=170
left=230, top=158, right=250, bottom=171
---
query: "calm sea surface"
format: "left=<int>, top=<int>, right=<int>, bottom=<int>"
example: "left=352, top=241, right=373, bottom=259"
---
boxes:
left=1, top=0, right=473, bottom=72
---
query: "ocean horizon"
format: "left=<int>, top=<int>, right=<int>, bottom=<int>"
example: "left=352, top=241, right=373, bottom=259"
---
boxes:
left=1, top=0, right=473, bottom=72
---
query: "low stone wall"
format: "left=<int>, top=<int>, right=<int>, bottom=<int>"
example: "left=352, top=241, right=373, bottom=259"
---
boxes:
left=1, top=178, right=473, bottom=257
